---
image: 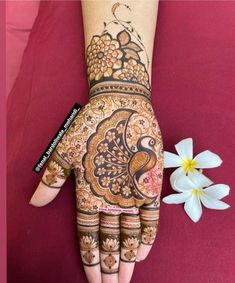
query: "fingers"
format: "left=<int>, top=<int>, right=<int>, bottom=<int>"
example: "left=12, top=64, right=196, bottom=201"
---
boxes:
left=77, top=210, right=102, bottom=283
left=30, top=150, right=72, bottom=206
left=29, top=181, right=61, bottom=207
left=119, top=213, right=141, bottom=283
left=100, top=213, right=120, bottom=283
left=137, top=200, right=159, bottom=261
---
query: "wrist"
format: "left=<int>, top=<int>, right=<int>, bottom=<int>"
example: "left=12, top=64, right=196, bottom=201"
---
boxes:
left=89, top=80, right=151, bottom=101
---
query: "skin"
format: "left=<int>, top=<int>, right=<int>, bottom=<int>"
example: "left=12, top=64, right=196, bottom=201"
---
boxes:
left=30, top=1, right=161, bottom=283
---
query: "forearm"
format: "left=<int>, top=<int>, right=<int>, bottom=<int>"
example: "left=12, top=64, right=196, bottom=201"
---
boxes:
left=81, top=0, right=159, bottom=90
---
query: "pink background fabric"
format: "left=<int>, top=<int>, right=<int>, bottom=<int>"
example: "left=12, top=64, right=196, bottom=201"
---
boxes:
left=7, top=1, right=235, bottom=283
left=6, top=1, right=39, bottom=96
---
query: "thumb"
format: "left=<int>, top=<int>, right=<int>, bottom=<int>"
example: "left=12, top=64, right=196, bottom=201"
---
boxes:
left=29, top=150, right=72, bottom=207
left=29, top=103, right=89, bottom=207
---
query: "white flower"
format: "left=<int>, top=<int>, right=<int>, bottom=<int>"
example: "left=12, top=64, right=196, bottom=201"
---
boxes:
left=164, top=138, right=222, bottom=189
left=162, top=173, right=230, bottom=223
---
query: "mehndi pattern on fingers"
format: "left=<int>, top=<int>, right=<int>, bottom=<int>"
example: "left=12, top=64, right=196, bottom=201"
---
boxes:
left=77, top=211, right=100, bottom=266
left=140, top=198, right=160, bottom=245
left=41, top=150, right=72, bottom=188
left=100, top=213, right=120, bottom=274
left=120, top=213, right=141, bottom=263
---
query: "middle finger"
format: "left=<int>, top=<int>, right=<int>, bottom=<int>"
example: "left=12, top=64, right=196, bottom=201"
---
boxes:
left=100, top=212, right=120, bottom=283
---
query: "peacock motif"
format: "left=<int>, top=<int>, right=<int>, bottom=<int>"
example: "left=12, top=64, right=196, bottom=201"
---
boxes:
left=83, top=108, right=161, bottom=208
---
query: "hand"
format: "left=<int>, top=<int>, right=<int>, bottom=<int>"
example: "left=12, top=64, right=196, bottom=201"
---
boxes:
left=30, top=81, right=164, bottom=283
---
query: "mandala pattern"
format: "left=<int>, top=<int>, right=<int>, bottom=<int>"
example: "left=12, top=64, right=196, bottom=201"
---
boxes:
left=87, top=34, right=123, bottom=81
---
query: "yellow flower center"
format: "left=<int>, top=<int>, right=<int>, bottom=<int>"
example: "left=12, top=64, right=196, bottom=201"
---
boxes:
left=181, top=158, right=197, bottom=173
left=192, top=189, right=203, bottom=196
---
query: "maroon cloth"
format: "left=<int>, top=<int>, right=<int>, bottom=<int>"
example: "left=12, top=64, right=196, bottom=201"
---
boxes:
left=7, top=1, right=235, bottom=283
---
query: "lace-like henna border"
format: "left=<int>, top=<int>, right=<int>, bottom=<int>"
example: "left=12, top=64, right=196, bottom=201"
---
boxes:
left=89, top=81, right=151, bottom=100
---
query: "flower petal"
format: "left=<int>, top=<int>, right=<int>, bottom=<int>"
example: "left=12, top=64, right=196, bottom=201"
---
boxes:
left=170, top=167, right=185, bottom=192
left=174, top=174, right=197, bottom=192
left=194, top=150, right=223, bottom=168
left=184, top=195, right=202, bottom=223
left=200, top=193, right=230, bottom=210
left=175, top=138, right=193, bottom=159
left=163, top=151, right=182, bottom=168
left=162, top=192, right=192, bottom=204
left=188, top=169, right=213, bottom=188
left=203, top=184, right=230, bottom=200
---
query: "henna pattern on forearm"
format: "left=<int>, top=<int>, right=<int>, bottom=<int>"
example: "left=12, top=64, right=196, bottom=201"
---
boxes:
left=86, top=3, right=150, bottom=91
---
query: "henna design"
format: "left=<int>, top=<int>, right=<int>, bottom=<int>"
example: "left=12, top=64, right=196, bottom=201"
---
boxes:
left=86, top=3, right=150, bottom=90
left=142, top=227, right=157, bottom=244
left=41, top=150, right=71, bottom=188
left=80, top=235, right=97, bottom=264
left=42, top=81, right=164, bottom=213
left=100, top=213, right=120, bottom=274
left=123, top=237, right=139, bottom=261
left=39, top=2, right=164, bottom=274
left=103, top=3, right=150, bottom=68
left=77, top=211, right=100, bottom=266
left=139, top=198, right=160, bottom=245
left=120, top=214, right=141, bottom=262
left=83, top=108, right=159, bottom=207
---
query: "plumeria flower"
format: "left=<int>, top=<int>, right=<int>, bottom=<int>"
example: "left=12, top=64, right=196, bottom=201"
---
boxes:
left=164, top=138, right=223, bottom=190
left=162, top=172, right=230, bottom=222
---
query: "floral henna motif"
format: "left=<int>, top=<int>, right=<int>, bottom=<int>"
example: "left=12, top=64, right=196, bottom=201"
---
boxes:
left=87, top=34, right=123, bottom=81
left=41, top=150, right=72, bottom=188
left=86, top=3, right=150, bottom=89
left=140, top=200, right=160, bottom=245
left=45, top=160, right=65, bottom=184
left=102, top=238, right=120, bottom=251
left=77, top=211, right=100, bottom=266
left=103, top=254, right=117, bottom=270
left=80, top=235, right=97, bottom=264
left=100, top=214, right=120, bottom=274
left=102, top=238, right=119, bottom=270
left=142, top=226, right=157, bottom=245
left=123, top=237, right=140, bottom=261
left=113, top=59, right=150, bottom=89
left=120, top=214, right=141, bottom=262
